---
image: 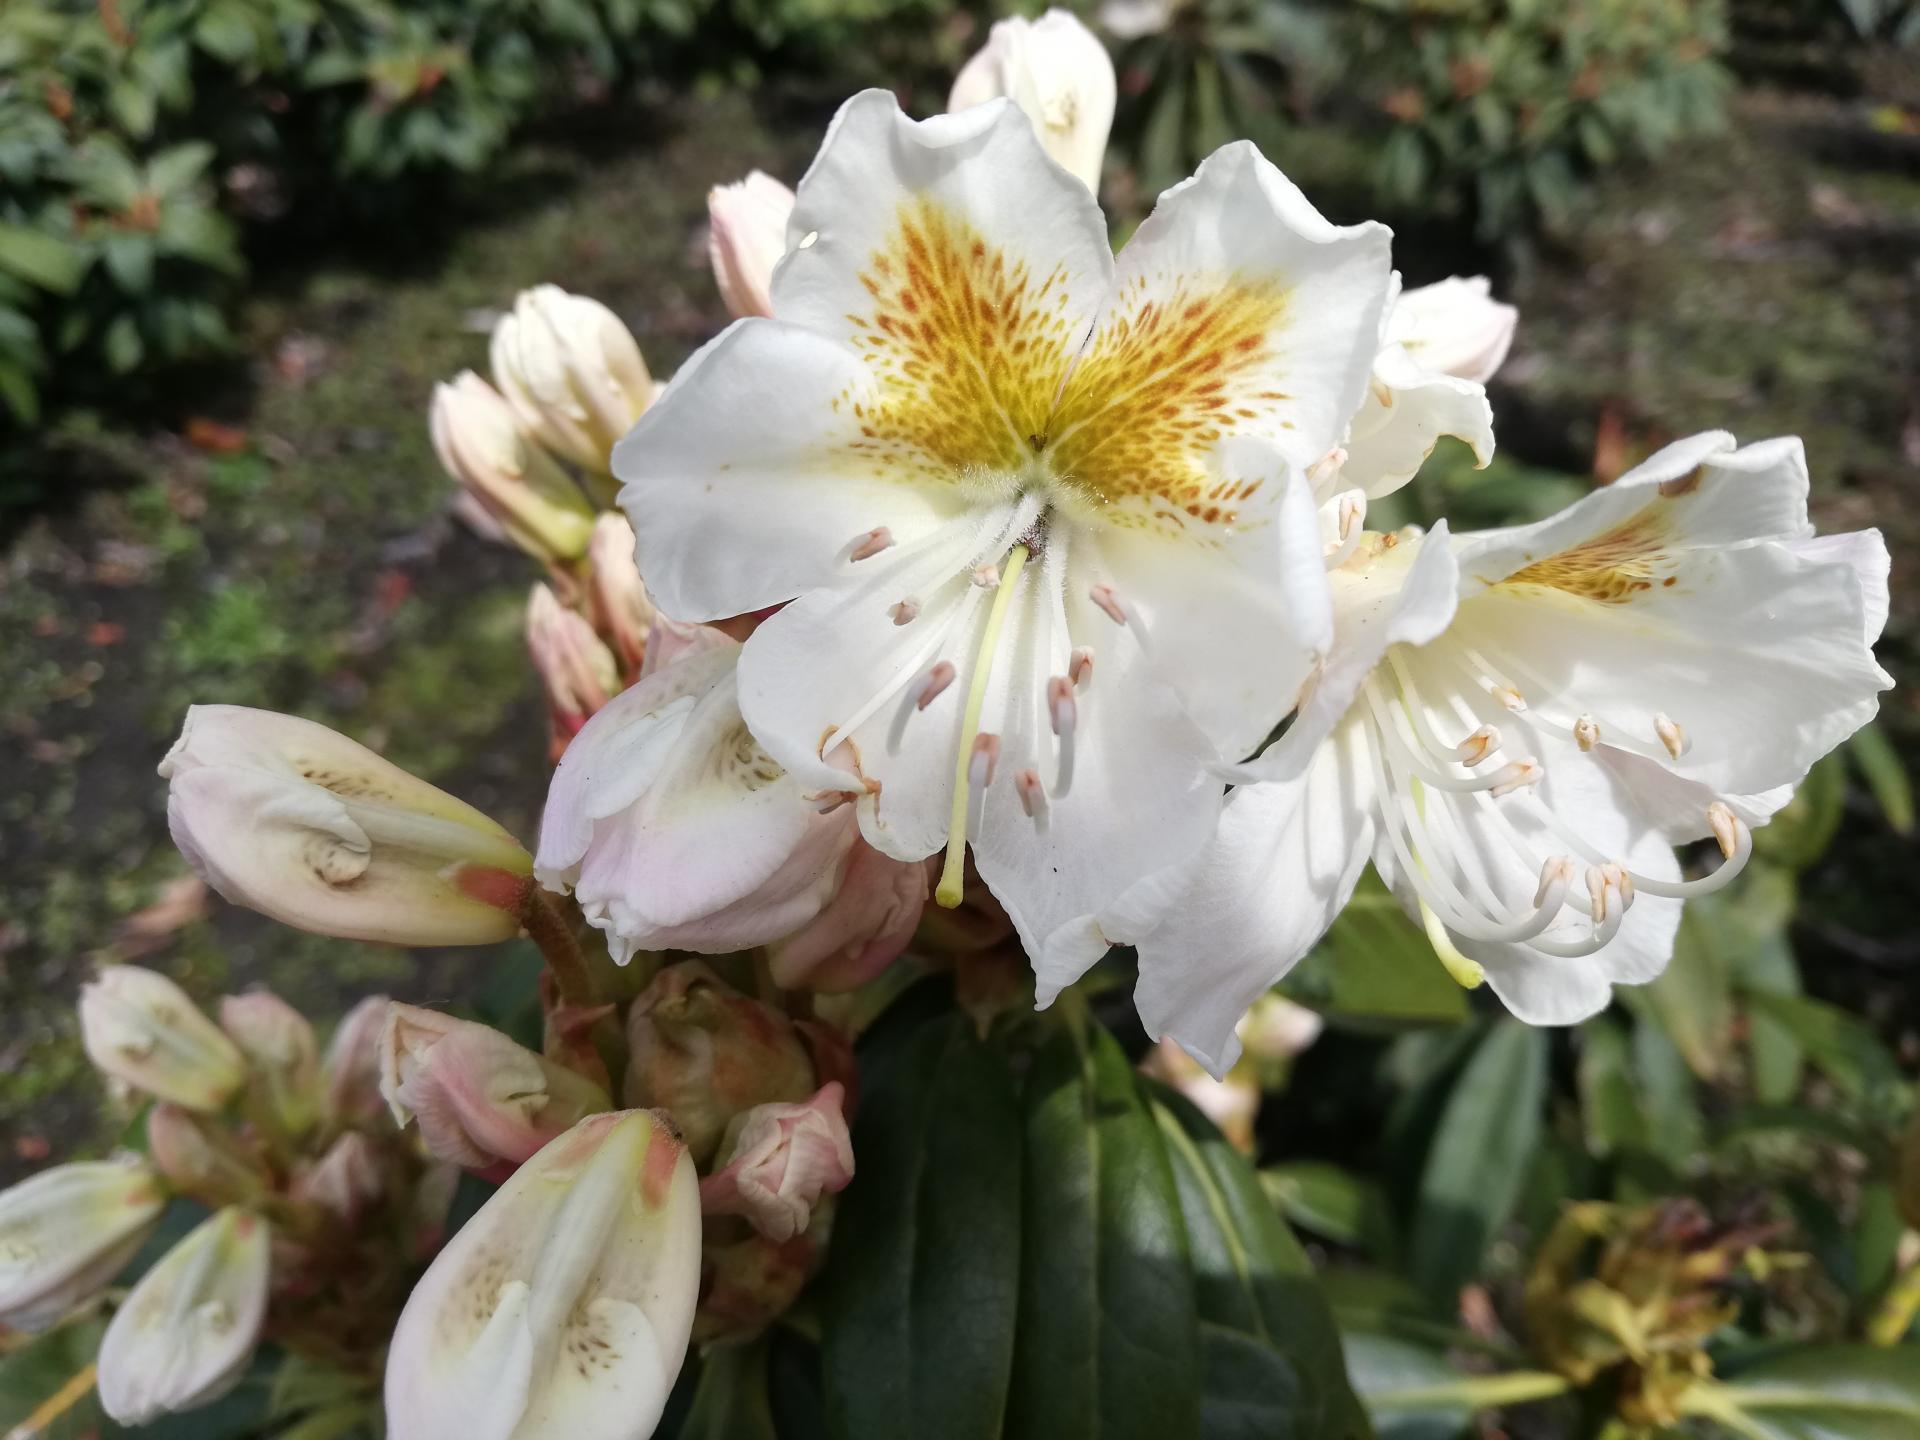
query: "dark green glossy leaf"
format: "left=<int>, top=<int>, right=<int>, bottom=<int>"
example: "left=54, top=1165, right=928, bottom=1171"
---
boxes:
left=1007, top=1019, right=1198, bottom=1440
left=1291, top=876, right=1469, bottom=1029
left=676, top=1338, right=777, bottom=1440
left=0, top=222, right=86, bottom=295
left=1742, top=991, right=1903, bottom=1108
left=821, top=1015, right=1022, bottom=1440
left=1406, top=1021, right=1546, bottom=1305
left=1150, top=1084, right=1372, bottom=1440
left=1261, top=1162, right=1395, bottom=1259
left=1848, top=725, right=1914, bottom=835
left=1699, top=1345, right=1920, bottom=1440
left=1337, top=1331, right=1470, bottom=1440
left=0, top=1318, right=106, bottom=1439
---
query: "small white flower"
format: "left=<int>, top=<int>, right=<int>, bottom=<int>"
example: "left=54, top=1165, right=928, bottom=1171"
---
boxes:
left=1106, top=433, right=1892, bottom=1073
left=80, top=966, right=247, bottom=1113
left=617, top=92, right=1392, bottom=987
left=382, top=1110, right=700, bottom=1440
left=949, top=9, right=1117, bottom=193
left=97, top=1207, right=272, bottom=1425
left=0, top=1158, right=166, bottom=1332
left=490, top=285, right=653, bottom=474
left=161, top=705, right=534, bottom=946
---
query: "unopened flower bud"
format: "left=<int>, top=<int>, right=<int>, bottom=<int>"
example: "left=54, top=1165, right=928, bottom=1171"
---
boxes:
left=490, top=284, right=653, bottom=474
left=97, top=1207, right=271, bottom=1425
left=80, top=966, right=246, bottom=1112
left=768, top=839, right=927, bottom=993
left=1235, top=994, right=1324, bottom=1066
left=291, top=1132, right=384, bottom=1224
left=1386, top=276, right=1518, bottom=384
left=430, top=371, right=596, bottom=565
left=1139, top=1038, right=1261, bottom=1152
left=322, top=994, right=391, bottom=1124
left=221, top=990, right=320, bottom=1135
left=528, top=583, right=619, bottom=747
left=623, top=963, right=817, bottom=1166
left=586, top=513, right=655, bottom=678
left=948, top=9, right=1116, bottom=194
left=0, top=1158, right=165, bottom=1331
left=383, top=1110, right=700, bottom=1440
left=380, top=1003, right=611, bottom=1174
left=708, top=171, right=795, bottom=319
left=695, top=1230, right=816, bottom=1345
left=147, top=1104, right=271, bottom=1207
left=161, top=706, right=534, bottom=947
left=700, top=1083, right=854, bottom=1242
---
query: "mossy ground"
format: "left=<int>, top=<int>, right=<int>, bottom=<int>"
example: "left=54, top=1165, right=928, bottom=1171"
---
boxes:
left=0, top=84, right=1913, bottom=1176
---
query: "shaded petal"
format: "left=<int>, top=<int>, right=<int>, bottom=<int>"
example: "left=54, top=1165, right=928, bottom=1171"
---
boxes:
left=1338, top=345, right=1493, bottom=500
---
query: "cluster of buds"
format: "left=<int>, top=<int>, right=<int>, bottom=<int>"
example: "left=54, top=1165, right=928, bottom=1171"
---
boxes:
left=0, top=971, right=449, bottom=1427
left=1522, top=1197, right=1799, bottom=1428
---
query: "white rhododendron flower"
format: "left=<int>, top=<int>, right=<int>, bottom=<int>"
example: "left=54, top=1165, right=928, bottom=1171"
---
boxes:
left=80, top=966, right=248, bottom=1113
left=709, top=171, right=797, bottom=320
left=383, top=1110, right=700, bottom=1440
left=1103, top=433, right=1891, bottom=1073
left=536, top=644, right=860, bottom=962
left=616, top=91, right=1392, bottom=979
left=490, top=284, right=653, bottom=474
left=948, top=9, right=1117, bottom=193
left=162, top=705, right=534, bottom=946
left=97, top=1207, right=272, bottom=1425
left=0, top=1159, right=166, bottom=1332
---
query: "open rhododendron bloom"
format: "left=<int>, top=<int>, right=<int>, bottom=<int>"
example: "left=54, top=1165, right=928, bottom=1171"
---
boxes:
left=618, top=89, right=1395, bottom=974
left=1104, top=433, right=1891, bottom=1072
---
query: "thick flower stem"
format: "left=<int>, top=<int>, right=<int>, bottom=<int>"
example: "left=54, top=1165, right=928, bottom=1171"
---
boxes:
left=525, top=889, right=595, bottom=1005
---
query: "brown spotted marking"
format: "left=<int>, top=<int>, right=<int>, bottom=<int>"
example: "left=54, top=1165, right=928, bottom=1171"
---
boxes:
left=1500, top=511, right=1673, bottom=604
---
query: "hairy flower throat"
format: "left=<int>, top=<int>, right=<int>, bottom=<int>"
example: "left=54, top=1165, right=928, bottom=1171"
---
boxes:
left=936, top=543, right=1031, bottom=907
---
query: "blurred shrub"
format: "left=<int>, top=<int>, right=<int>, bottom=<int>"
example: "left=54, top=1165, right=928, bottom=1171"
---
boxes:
left=0, top=0, right=698, bottom=429
left=1111, top=0, right=1734, bottom=236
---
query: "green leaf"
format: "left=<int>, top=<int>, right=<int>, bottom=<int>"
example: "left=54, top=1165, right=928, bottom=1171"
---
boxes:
left=1752, top=753, right=1846, bottom=869
left=820, top=1015, right=1023, bottom=1440
left=1575, top=1015, right=1647, bottom=1160
left=1741, top=990, right=1903, bottom=1108
left=1405, top=1021, right=1547, bottom=1304
left=0, top=221, right=87, bottom=294
left=1261, top=1162, right=1395, bottom=1258
left=147, top=142, right=218, bottom=198
left=1621, top=902, right=1734, bottom=1081
left=1291, top=874, right=1469, bottom=1028
left=1847, top=725, right=1914, bottom=836
left=676, top=1339, right=777, bottom=1440
left=103, top=232, right=156, bottom=293
left=103, top=313, right=145, bottom=374
left=1151, top=1084, right=1372, bottom=1440
left=1694, top=1345, right=1920, bottom=1439
left=1007, top=1020, right=1200, bottom=1440
left=0, top=1318, right=107, bottom=1439
left=1338, top=1331, right=1470, bottom=1440
left=1630, top=1017, right=1706, bottom=1172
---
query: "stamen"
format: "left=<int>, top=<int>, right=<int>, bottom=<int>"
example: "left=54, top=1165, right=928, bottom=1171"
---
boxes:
left=936, top=544, right=1030, bottom=909
left=1014, top=768, right=1048, bottom=825
left=1533, top=855, right=1575, bottom=909
left=1308, top=448, right=1350, bottom=492
left=966, top=733, right=1001, bottom=839
left=1488, top=759, right=1543, bottom=797
left=1069, top=646, right=1094, bottom=688
left=1574, top=715, right=1600, bottom=751
left=889, top=597, right=920, bottom=626
left=1708, top=801, right=1739, bottom=859
left=1492, top=684, right=1526, bottom=711
left=1323, top=491, right=1365, bottom=570
left=1089, top=583, right=1127, bottom=625
left=972, top=562, right=1001, bottom=588
left=808, top=789, right=859, bottom=815
left=1048, top=675, right=1078, bottom=798
left=1455, top=725, right=1499, bottom=767
left=886, top=660, right=957, bottom=755
left=1654, top=712, right=1689, bottom=759
left=846, top=527, right=894, bottom=562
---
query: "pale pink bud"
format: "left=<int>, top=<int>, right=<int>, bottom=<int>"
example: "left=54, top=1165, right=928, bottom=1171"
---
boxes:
left=1386, top=275, right=1518, bottom=383
left=147, top=1104, right=271, bottom=1207
left=708, top=171, right=795, bottom=319
left=291, top=1132, right=384, bottom=1224
left=767, top=839, right=927, bottom=993
left=949, top=9, right=1116, bottom=194
left=161, top=706, right=534, bottom=947
left=1236, top=994, right=1324, bottom=1066
left=623, top=963, right=817, bottom=1166
left=323, top=994, right=392, bottom=1124
left=0, top=1158, right=165, bottom=1332
left=383, top=1110, right=699, bottom=1440
left=699, top=1083, right=854, bottom=1242
left=97, top=1207, right=271, bottom=1425
left=430, top=370, right=596, bottom=564
left=586, top=513, right=655, bottom=679
left=527, top=582, right=619, bottom=744
left=489, top=284, right=652, bottom=474
left=380, top=1003, right=611, bottom=1173
left=221, top=990, right=320, bottom=1134
left=80, top=966, right=246, bottom=1112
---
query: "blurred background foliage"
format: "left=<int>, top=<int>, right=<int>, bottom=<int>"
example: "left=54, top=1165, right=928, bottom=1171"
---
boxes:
left=1, top=0, right=1917, bottom=1436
